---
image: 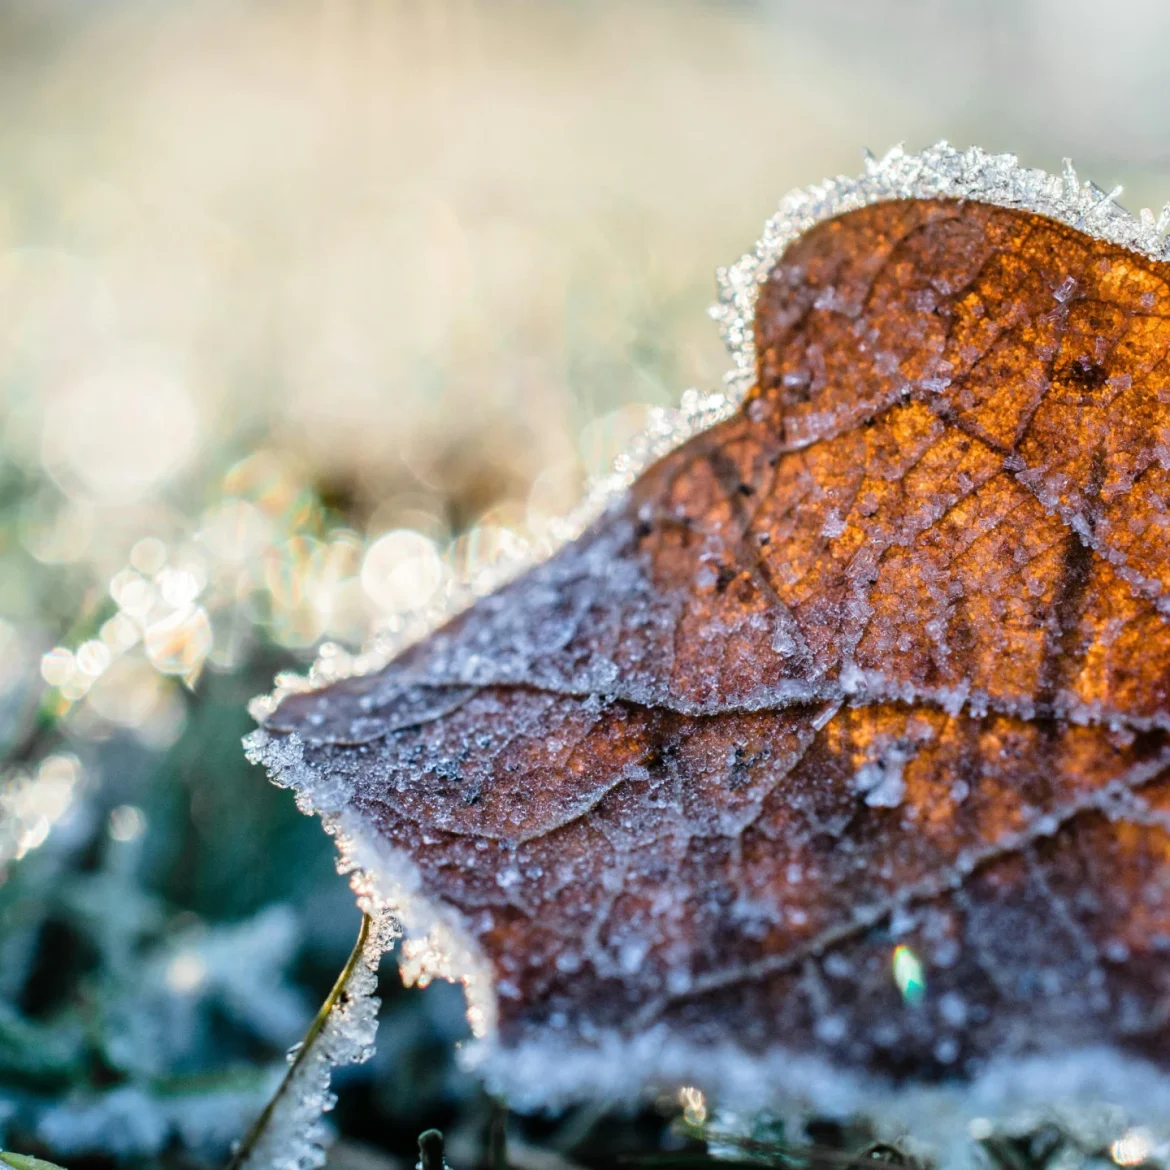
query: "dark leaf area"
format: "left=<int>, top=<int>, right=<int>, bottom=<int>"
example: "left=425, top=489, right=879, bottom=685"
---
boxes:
left=267, top=200, right=1170, bottom=1082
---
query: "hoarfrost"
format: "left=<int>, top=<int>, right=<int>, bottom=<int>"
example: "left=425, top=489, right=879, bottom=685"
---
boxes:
left=711, top=142, right=1170, bottom=411
left=480, top=1033, right=1170, bottom=1170
left=852, top=742, right=914, bottom=809
left=228, top=895, right=395, bottom=1170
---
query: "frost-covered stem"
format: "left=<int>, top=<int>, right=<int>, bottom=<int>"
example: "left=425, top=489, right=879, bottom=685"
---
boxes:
left=227, top=913, right=373, bottom=1170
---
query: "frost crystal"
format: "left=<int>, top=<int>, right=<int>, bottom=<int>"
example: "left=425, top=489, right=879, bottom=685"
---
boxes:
left=853, top=746, right=910, bottom=809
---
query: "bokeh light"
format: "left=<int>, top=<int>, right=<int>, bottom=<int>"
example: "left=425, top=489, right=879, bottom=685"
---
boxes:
left=0, top=754, right=85, bottom=867
left=42, top=362, right=199, bottom=504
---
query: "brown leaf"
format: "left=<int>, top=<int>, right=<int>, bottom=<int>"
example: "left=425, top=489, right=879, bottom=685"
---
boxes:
left=257, top=193, right=1170, bottom=1110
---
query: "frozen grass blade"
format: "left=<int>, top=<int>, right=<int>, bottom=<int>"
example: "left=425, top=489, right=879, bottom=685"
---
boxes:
left=227, top=912, right=387, bottom=1170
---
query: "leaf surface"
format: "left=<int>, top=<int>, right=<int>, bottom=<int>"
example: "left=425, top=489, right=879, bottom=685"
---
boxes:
left=264, top=199, right=1170, bottom=1083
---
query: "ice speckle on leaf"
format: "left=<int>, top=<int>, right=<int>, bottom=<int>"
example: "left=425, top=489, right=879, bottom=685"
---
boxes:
left=853, top=748, right=908, bottom=809
left=248, top=143, right=1170, bottom=1162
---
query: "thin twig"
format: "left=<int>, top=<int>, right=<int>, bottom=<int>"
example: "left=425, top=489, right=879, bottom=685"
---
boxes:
left=226, top=912, right=373, bottom=1170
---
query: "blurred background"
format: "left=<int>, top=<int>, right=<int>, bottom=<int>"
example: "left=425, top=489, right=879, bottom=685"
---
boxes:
left=2, top=1, right=1170, bottom=1166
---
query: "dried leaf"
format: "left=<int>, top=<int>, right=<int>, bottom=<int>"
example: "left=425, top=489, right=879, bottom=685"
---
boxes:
left=250, top=146, right=1170, bottom=1153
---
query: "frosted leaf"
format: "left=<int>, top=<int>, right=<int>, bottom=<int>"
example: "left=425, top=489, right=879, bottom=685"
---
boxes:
left=248, top=144, right=1170, bottom=1165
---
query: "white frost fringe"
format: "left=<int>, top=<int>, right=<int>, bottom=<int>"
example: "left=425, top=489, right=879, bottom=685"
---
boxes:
left=712, top=140, right=1170, bottom=409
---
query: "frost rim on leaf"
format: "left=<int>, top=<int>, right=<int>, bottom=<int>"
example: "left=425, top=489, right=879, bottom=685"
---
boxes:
left=246, top=142, right=1170, bottom=1167
left=712, top=140, right=1170, bottom=409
